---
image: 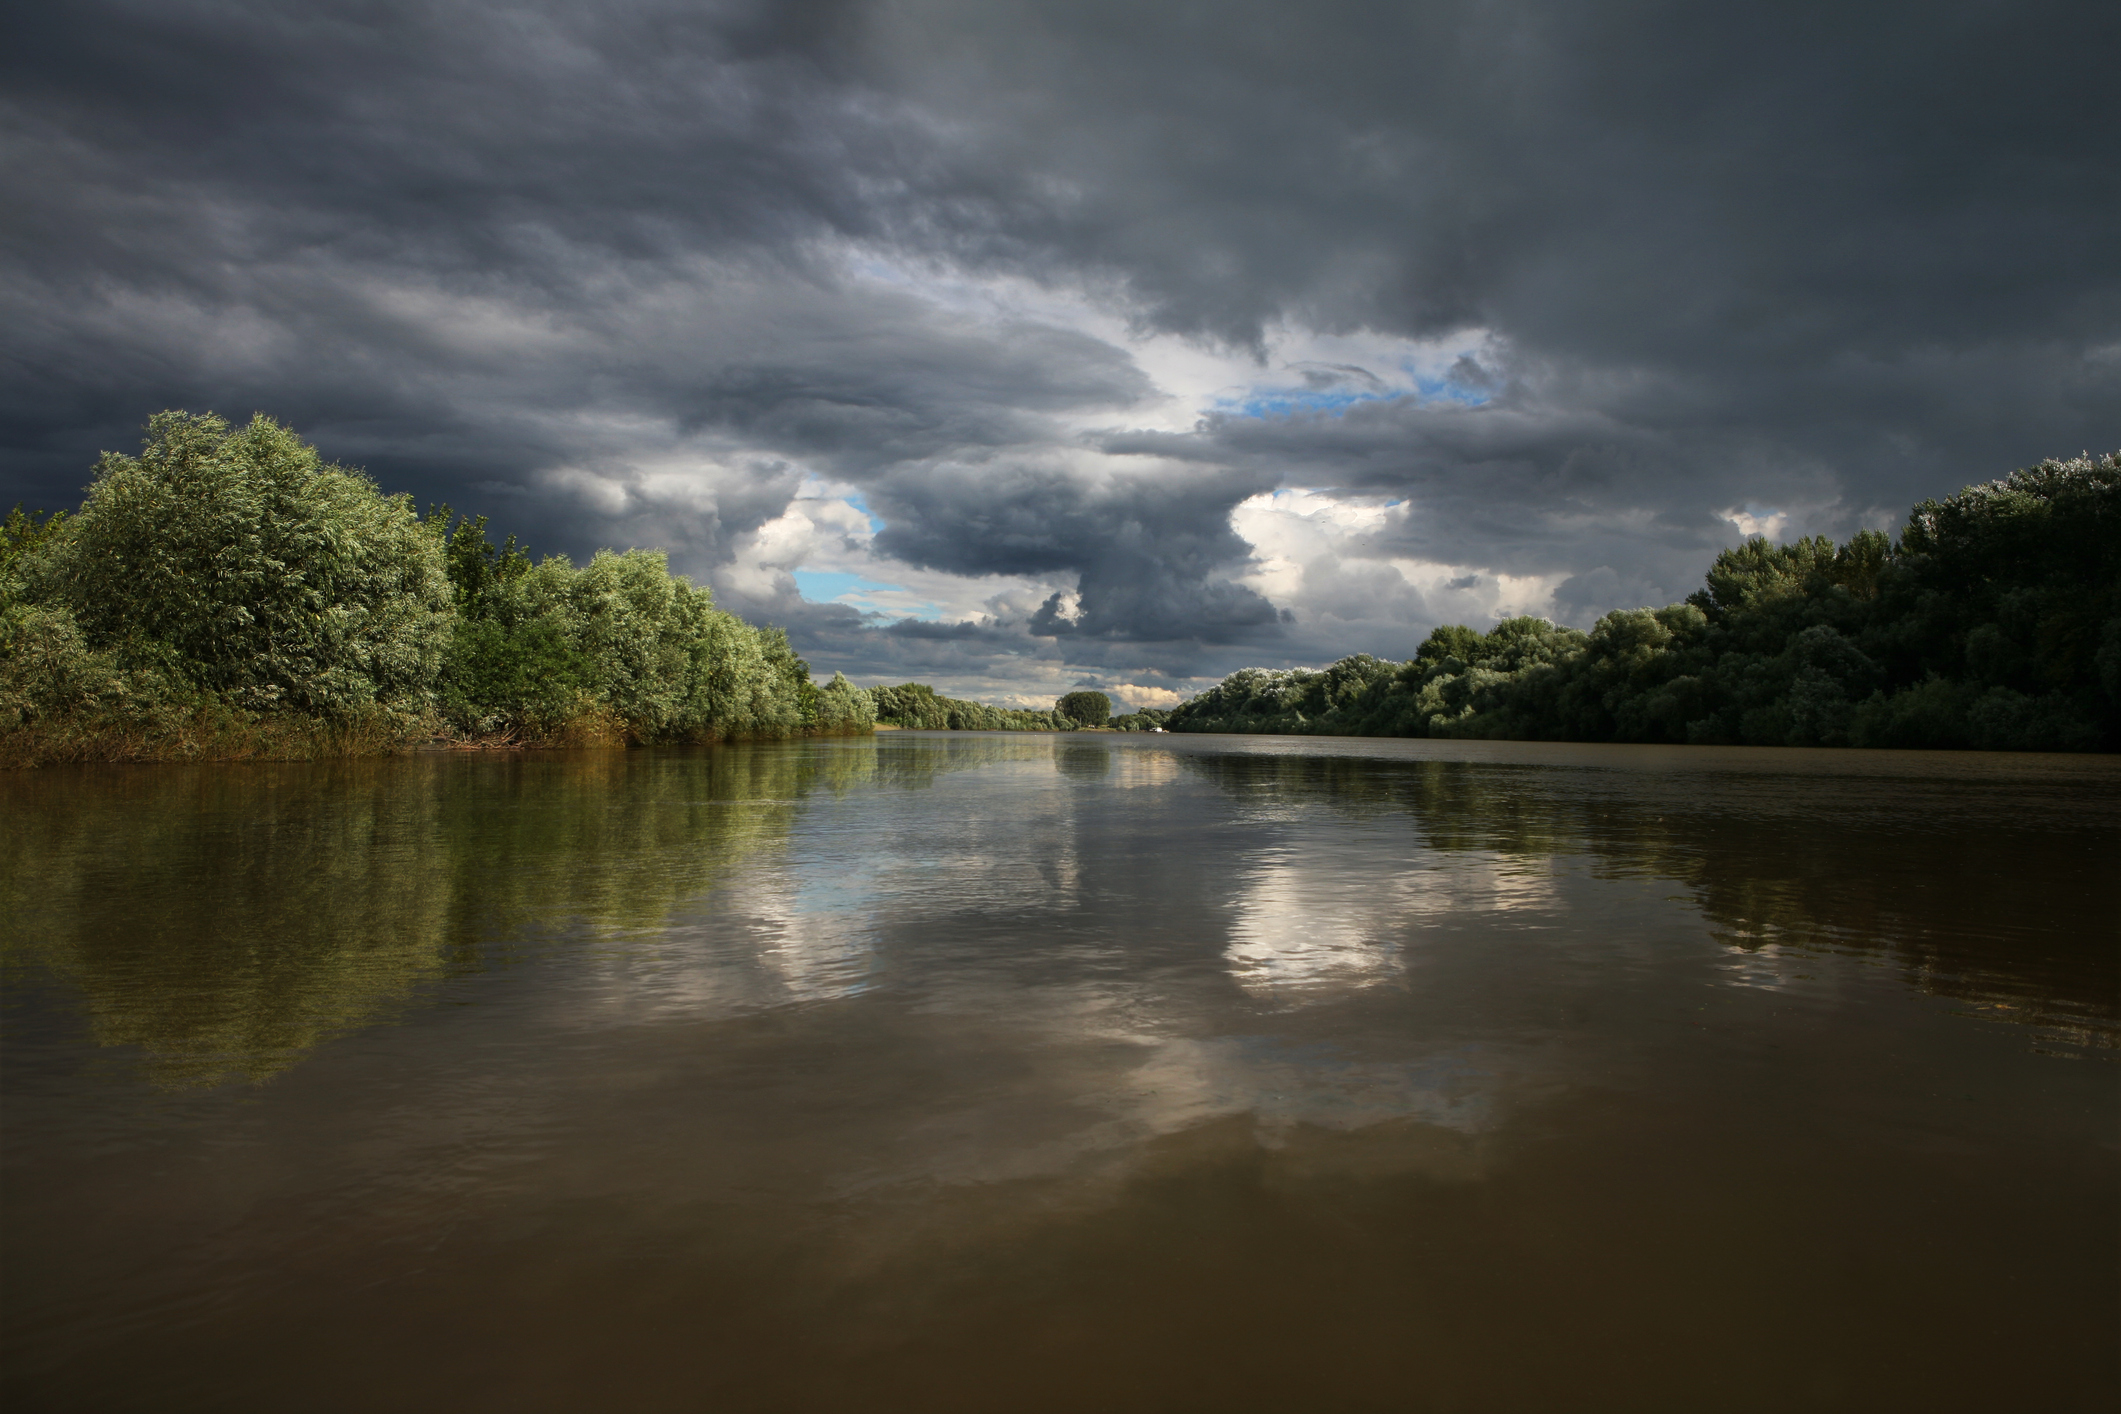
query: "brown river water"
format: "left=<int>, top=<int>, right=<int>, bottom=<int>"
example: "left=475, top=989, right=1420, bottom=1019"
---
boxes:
left=2, top=733, right=2116, bottom=1412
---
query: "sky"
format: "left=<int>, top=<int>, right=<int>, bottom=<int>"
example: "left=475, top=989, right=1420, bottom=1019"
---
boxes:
left=3, top=0, right=2116, bottom=709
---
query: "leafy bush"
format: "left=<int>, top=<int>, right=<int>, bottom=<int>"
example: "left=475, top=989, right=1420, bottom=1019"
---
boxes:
left=440, top=618, right=598, bottom=735
left=0, top=604, right=187, bottom=733
left=32, top=412, right=453, bottom=716
left=4, top=411, right=880, bottom=763
left=1, top=506, right=67, bottom=613
left=432, top=531, right=817, bottom=743
left=0, top=601, right=422, bottom=768
left=812, top=672, right=878, bottom=734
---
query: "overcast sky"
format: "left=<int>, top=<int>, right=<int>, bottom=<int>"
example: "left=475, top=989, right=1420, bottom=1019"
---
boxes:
left=4, top=0, right=2116, bottom=706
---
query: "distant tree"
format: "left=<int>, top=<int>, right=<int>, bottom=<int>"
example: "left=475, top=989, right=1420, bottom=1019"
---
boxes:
left=1056, top=690, right=1111, bottom=726
left=870, top=680, right=1068, bottom=730
left=812, top=672, right=876, bottom=734
left=872, top=682, right=951, bottom=728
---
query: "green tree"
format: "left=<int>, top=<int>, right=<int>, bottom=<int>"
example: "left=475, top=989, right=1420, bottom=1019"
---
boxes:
left=32, top=411, right=452, bottom=716
left=870, top=681, right=1070, bottom=731
left=1414, top=623, right=1484, bottom=667
left=812, top=672, right=877, bottom=734
left=1167, top=450, right=2117, bottom=754
left=1057, top=690, right=1111, bottom=726
left=425, top=507, right=533, bottom=618
left=3, top=410, right=883, bottom=761
left=1, top=506, right=67, bottom=614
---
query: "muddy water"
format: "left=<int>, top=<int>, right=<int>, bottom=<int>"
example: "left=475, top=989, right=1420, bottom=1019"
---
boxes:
left=2, top=734, right=2115, bottom=1412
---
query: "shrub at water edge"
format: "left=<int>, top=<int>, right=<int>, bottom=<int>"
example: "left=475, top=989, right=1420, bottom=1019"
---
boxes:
left=1, top=412, right=875, bottom=764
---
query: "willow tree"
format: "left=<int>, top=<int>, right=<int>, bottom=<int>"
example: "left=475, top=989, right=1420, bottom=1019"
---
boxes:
left=33, top=411, right=452, bottom=715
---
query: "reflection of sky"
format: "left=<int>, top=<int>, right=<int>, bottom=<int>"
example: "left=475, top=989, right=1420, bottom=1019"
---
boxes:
left=1395, top=852, right=1559, bottom=919
left=432, top=734, right=2089, bottom=1209
left=1222, top=839, right=1558, bottom=1003
left=894, top=1022, right=1501, bottom=1191
left=752, top=868, right=883, bottom=1003
left=569, top=855, right=885, bottom=1023
left=1225, top=848, right=1404, bottom=1000
left=24, top=735, right=2118, bottom=1414
left=1107, top=751, right=1182, bottom=789
left=36, top=728, right=2118, bottom=1227
left=1106, top=1034, right=1496, bottom=1145
left=46, top=724, right=2107, bottom=1293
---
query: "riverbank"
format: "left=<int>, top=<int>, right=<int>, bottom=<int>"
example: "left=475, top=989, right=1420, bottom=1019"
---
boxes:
left=2, top=413, right=878, bottom=765
left=0, top=705, right=879, bottom=770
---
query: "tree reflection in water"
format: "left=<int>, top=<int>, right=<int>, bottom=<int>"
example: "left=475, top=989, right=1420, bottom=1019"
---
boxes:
left=1176, top=746, right=2118, bottom=1052
left=0, top=741, right=916, bottom=1085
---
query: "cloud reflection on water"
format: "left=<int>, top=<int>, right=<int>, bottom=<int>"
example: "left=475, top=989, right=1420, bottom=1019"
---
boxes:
left=5, top=733, right=2113, bottom=1097
left=1223, top=839, right=1560, bottom=1003
left=1224, top=848, right=1404, bottom=1000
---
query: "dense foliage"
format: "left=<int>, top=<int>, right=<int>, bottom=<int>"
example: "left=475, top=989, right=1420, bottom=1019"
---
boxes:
left=1, top=412, right=872, bottom=764
left=425, top=510, right=873, bottom=743
left=1169, top=453, right=2121, bottom=753
left=869, top=681, right=1075, bottom=732
left=866, top=681, right=1170, bottom=732
left=1111, top=707, right=1172, bottom=732
left=47, top=412, right=454, bottom=715
left=1055, top=690, right=1112, bottom=726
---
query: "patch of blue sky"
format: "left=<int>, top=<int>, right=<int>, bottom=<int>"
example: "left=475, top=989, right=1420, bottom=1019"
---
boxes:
left=1228, top=388, right=1385, bottom=418
left=1221, top=380, right=1488, bottom=421
left=1413, top=374, right=1492, bottom=407
left=841, top=492, right=886, bottom=532
left=793, top=569, right=895, bottom=601
left=792, top=568, right=943, bottom=622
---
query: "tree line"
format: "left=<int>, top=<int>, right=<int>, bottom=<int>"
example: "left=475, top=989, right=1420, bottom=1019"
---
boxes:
left=24, top=413, right=2091, bottom=763
left=867, top=684, right=1169, bottom=732
left=869, top=681, right=1076, bottom=732
left=0, top=410, right=1169, bottom=766
left=1167, top=452, right=2120, bottom=753
left=1, top=411, right=872, bottom=765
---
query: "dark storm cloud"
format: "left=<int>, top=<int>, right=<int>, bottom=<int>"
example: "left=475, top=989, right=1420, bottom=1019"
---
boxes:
left=904, top=0, right=2121, bottom=356
left=4, top=0, right=2116, bottom=689
left=874, top=0, right=2119, bottom=595
left=871, top=458, right=1283, bottom=641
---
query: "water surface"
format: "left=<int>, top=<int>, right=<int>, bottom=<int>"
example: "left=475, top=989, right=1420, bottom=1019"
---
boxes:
left=3, top=734, right=2116, bottom=1411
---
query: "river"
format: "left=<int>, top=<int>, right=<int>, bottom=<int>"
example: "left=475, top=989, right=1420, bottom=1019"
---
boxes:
left=2, top=733, right=2115, bottom=1411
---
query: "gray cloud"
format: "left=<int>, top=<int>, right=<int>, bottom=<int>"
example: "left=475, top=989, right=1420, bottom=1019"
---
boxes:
left=4, top=0, right=2115, bottom=696
left=874, top=458, right=1283, bottom=640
